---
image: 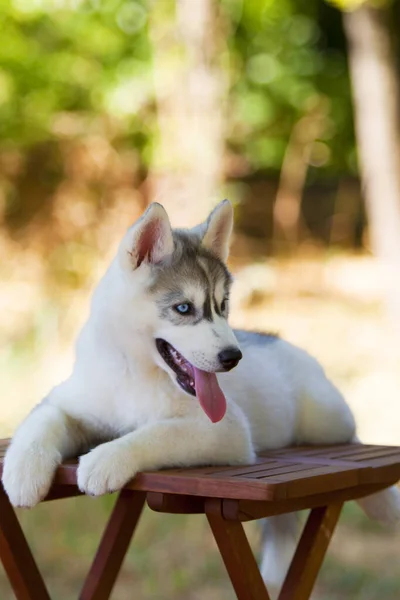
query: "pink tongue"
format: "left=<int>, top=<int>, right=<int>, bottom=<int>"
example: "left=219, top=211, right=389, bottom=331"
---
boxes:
left=193, top=367, right=227, bottom=423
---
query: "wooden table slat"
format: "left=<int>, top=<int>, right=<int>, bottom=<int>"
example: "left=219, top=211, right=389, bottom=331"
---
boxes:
left=1, top=439, right=400, bottom=504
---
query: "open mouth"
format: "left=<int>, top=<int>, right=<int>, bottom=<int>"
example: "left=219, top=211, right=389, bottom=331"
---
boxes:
left=155, top=338, right=227, bottom=423
left=156, top=339, right=196, bottom=397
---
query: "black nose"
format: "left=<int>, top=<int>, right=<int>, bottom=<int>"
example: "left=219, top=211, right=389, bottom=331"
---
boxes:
left=218, top=347, right=242, bottom=371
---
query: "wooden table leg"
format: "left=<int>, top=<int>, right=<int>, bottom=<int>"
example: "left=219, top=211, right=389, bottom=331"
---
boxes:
left=278, top=503, right=343, bottom=600
left=206, top=498, right=271, bottom=600
left=0, top=487, right=51, bottom=600
left=79, top=490, right=145, bottom=600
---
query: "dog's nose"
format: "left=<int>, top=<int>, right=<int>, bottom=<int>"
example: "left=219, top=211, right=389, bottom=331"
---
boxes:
left=218, top=347, right=243, bottom=371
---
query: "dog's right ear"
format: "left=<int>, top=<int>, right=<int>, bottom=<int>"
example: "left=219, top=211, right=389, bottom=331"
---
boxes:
left=119, top=203, right=174, bottom=270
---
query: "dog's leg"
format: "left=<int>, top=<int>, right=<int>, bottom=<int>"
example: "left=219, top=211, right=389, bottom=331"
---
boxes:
left=357, top=485, right=400, bottom=524
left=77, top=405, right=254, bottom=496
left=2, top=399, right=90, bottom=508
left=260, top=513, right=300, bottom=600
left=350, top=435, right=400, bottom=524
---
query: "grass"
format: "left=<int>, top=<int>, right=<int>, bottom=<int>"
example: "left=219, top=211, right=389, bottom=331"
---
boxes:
left=0, top=496, right=242, bottom=599
left=317, top=503, right=400, bottom=600
left=0, top=498, right=399, bottom=599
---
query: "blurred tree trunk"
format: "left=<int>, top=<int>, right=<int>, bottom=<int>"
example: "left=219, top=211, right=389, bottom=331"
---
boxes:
left=273, top=98, right=328, bottom=253
left=343, top=3, right=400, bottom=323
left=148, top=0, right=227, bottom=228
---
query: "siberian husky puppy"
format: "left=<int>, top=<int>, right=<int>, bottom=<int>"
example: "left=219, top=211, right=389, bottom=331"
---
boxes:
left=3, top=200, right=399, bottom=593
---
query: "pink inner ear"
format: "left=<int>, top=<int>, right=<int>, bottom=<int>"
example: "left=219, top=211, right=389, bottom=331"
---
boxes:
left=210, top=220, right=228, bottom=254
left=136, top=219, right=162, bottom=267
left=214, top=222, right=225, bottom=244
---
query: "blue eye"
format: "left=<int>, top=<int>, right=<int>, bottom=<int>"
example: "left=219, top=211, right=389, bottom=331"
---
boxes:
left=175, top=303, right=192, bottom=315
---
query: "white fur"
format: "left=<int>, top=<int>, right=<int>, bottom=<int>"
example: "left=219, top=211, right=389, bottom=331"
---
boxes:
left=260, top=514, right=300, bottom=600
left=2, top=201, right=399, bottom=592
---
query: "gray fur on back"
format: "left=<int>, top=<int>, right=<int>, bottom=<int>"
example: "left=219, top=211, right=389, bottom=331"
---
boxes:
left=234, top=330, right=279, bottom=347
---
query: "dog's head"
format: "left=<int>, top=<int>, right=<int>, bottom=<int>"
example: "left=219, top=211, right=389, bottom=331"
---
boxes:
left=116, top=200, right=241, bottom=422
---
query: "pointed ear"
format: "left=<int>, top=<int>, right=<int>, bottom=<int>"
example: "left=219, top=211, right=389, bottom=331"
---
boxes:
left=200, top=199, right=233, bottom=262
left=119, top=203, right=174, bottom=270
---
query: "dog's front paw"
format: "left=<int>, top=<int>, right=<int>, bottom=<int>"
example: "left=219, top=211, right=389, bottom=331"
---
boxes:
left=2, top=444, right=60, bottom=508
left=77, top=442, right=137, bottom=496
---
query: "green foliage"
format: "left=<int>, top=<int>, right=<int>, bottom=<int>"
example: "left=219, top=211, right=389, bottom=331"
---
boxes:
left=0, top=0, right=356, bottom=180
left=224, top=0, right=355, bottom=176
left=0, top=0, right=153, bottom=151
left=329, top=0, right=390, bottom=10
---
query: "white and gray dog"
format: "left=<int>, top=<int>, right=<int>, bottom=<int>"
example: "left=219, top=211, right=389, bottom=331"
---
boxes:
left=3, top=200, right=400, bottom=593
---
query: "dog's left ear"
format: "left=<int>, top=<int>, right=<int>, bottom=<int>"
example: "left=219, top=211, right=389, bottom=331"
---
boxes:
left=200, top=199, right=233, bottom=262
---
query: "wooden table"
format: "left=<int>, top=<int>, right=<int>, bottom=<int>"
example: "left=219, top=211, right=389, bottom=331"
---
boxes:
left=1, top=439, right=400, bottom=600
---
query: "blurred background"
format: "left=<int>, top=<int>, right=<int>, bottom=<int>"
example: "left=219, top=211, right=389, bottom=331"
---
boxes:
left=1, top=0, right=400, bottom=598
